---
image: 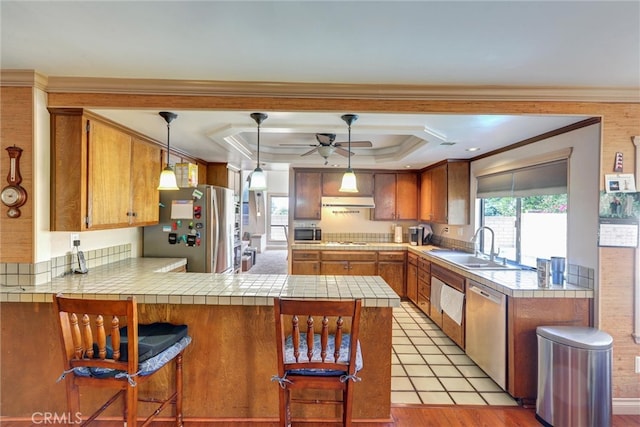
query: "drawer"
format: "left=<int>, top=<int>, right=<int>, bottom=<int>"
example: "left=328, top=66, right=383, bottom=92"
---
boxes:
left=321, top=251, right=377, bottom=261
left=416, top=293, right=430, bottom=314
left=418, top=280, right=431, bottom=299
left=418, top=257, right=431, bottom=272
left=378, top=251, right=405, bottom=262
left=407, top=252, right=418, bottom=266
left=291, top=250, right=320, bottom=261
left=418, top=269, right=430, bottom=283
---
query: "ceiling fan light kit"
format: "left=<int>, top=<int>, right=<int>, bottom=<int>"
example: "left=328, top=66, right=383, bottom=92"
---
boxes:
left=157, top=111, right=180, bottom=191
left=249, top=112, right=268, bottom=191
left=339, top=113, right=359, bottom=193
left=279, top=128, right=371, bottom=165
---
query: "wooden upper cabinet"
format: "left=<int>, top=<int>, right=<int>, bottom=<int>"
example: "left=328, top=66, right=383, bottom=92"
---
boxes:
left=396, top=173, right=419, bottom=220
left=419, top=169, right=433, bottom=221
left=294, top=170, right=322, bottom=219
left=129, top=137, right=161, bottom=226
left=322, top=171, right=374, bottom=196
left=430, top=164, right=448, bottom=223
left=50, top=109, right=163, bottom=231
left=206, top=162, right=241, bottom=196
left=420, top=160, right=469, bottom=225
left=372, top=172, right=418, bottom=221
left=87, top=120, right=132, bottom=228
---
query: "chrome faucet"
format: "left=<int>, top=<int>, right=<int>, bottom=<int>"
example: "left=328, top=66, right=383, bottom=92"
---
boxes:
left=471, top=226, right=497, bottom=262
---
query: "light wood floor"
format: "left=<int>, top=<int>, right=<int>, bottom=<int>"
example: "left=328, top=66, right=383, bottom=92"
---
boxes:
left=110, top=406, right=637, bottom=426
left=12, top=406, right=637, bottom=426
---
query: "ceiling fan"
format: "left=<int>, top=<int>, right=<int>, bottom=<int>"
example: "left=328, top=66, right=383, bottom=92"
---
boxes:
left=280, top=133, right=372, bottom=165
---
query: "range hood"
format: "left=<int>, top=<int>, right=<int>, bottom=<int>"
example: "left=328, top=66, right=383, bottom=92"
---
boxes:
left=321, top=196, right=376, bottom=208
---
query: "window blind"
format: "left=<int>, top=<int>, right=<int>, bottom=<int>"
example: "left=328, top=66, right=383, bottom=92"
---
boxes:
left=476, top=159, right=568, bottom=198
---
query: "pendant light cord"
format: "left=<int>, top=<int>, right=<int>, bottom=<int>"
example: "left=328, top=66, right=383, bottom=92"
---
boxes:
left=347, top=123, right=351, bottom=169
left=256, top=120, right=261, bottom=167
left=165, top=121, right=171, bottom=166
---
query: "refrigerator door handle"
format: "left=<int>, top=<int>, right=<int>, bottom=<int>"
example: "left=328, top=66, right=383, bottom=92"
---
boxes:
left=211, top=188, right=220, bottom=273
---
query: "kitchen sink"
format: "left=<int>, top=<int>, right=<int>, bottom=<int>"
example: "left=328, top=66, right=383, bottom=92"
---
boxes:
left=425, top=250, right=521, bottom=270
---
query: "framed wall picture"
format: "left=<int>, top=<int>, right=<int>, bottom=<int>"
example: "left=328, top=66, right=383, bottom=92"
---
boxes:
left=605, top=174, right=636, bottom=193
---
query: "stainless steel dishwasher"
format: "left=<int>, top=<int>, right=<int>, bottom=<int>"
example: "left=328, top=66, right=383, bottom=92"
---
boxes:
left=466, top=280, right=507, bottom=390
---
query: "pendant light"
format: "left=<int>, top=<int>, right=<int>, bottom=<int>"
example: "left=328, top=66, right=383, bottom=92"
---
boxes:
left=157, top=111, right=179, bottom=190
left=339, top=113, right=359, bottom=193
left=248, top=112, right=268, bottom=191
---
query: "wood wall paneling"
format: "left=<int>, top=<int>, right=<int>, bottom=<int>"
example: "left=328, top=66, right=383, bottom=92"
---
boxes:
left=0, top=87, right=34, bottom=263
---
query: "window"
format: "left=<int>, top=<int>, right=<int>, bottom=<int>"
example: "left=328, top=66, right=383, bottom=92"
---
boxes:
left=268, top=195, right=289, bottom=243
left=476, top=160, right=568, bottom=268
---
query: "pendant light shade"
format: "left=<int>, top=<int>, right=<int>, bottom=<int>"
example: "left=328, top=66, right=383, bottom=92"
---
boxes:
left=157, top=111, right=179, bottom=190
left=248, top=112, right=268, bottom=191
left=339, top=113, right=359, bottom=193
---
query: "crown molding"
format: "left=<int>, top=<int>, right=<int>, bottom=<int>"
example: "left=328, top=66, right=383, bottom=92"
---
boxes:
left=1, top=69, right=638, bottom=103
left=1, top=69, right=49, bottom=91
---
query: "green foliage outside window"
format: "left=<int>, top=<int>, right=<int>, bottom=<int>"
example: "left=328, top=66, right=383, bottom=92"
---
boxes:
left=484, top=194, right=567, bottom=216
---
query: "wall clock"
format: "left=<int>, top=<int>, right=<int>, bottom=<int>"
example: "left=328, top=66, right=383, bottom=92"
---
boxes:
left=1, top=146, right=27, bottom=218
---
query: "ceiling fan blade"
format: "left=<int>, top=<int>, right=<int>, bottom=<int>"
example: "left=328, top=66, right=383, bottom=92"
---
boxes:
left=316, top=133, right=336, bottom=144
left=335, top=147, right=354, bottom=157
left=301, top=147, right=319, bottom=157
left=335, top=140, right=372, bottom=148
left=279, top=143, right=317, bottom=147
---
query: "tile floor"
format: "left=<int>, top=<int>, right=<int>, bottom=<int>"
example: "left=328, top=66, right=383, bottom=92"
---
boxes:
left=391, top=301, right=519, bottom=406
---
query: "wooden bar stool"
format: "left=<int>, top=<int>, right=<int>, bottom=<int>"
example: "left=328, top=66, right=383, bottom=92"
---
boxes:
left=272, top=298, right=363, bottom=427
left=53, top=293, right=191, bottom=427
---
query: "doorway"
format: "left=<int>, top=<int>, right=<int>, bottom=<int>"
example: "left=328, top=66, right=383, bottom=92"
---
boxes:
left=268, top=194, right=289, bottom=247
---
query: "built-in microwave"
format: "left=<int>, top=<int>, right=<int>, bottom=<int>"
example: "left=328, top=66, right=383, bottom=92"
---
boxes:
left=294, top=227, right=322, bottom=242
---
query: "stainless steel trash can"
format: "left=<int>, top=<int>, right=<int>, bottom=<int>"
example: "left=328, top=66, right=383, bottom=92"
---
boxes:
left=536, top=326, right=613, bottom=427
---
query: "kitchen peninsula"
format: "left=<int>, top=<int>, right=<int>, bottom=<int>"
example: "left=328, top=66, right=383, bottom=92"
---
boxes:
left=0, top=258, right=400, bottom=423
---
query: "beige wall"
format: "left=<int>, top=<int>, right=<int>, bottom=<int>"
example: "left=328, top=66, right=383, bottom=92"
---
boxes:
left=2, top=77, right=638, bottom=401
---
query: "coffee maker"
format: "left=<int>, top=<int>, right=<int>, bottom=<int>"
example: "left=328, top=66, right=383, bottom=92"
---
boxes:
left=409, top=226, right=425, bottom=246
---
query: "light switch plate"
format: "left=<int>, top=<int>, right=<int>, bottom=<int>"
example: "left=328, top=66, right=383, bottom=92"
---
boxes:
left=635, top=356, right=640, bottom=373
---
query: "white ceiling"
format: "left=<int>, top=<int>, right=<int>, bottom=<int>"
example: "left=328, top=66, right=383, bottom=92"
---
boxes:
left=2, top=1, right=638, bottom=171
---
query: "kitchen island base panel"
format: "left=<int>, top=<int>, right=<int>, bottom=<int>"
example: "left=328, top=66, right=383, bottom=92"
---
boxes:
left=0, top=302, right=392, bottom=421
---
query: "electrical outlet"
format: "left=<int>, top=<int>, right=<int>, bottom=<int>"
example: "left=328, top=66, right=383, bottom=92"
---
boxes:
left=636, top=356, right=640, bottom=374
left=443, top=227, right=449, bottom=234
left=70, top=233, right=80, bottom=249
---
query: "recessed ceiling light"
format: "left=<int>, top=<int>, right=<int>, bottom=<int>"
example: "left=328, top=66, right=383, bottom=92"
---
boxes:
left=404, top=165, right=412, bottom=168
left=466, top=147, right=480, bottom=152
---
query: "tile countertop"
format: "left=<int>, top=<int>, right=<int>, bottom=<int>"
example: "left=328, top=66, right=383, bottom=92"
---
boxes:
left=291, top=242, right=593, bottom=299
left=0, top=257, right=400, bottom=307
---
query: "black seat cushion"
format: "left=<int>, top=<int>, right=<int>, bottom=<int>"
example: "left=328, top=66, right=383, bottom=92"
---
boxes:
left=94, top=323, right=188, bottom=362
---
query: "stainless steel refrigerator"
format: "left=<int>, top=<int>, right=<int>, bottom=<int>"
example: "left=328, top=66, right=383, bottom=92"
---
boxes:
left=143, top=185, right=238, bottom=273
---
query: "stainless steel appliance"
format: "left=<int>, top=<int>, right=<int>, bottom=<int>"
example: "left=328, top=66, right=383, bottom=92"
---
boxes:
left=409, top=226, right=424, bottom=246
left=143, top=185, right=236, bottom=273
left=465, top=281, right=507, bottom=390
left=294, top=227, right=322, bottom=242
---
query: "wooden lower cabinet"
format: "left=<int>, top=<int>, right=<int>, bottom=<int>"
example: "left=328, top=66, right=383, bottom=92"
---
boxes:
left=415, top=255, right=431, bottom=315
left=507, top=297, right=591, bottom=401
left=290, top=250, right=320, bottom=275
left=377, top=251, right=406, bottom=297
left=292, top=250, right=408, bottom=288
left=406, top=252, right=418, bottom=303
left=321, top=251, right=377, bottom=276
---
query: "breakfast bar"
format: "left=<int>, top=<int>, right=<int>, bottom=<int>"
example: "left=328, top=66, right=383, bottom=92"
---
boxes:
left=0, top=258, right=400, bottom=423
